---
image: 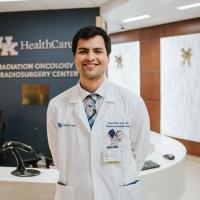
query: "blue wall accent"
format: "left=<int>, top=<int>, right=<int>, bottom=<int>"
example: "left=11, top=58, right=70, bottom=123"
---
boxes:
left=0, top=8, right=99, bottom=165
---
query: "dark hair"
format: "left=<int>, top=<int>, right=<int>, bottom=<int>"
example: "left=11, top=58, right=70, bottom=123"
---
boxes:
left=72, top=26, right=111, bottom=56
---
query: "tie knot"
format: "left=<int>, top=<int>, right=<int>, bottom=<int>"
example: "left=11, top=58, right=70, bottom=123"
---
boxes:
left=85, top=93, right=99, bottom=104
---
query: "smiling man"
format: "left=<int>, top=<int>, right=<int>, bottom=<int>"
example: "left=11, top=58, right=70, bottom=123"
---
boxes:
left=47, top=26, right=150, bottom=200
left=73, top=28, right=110, bottom=92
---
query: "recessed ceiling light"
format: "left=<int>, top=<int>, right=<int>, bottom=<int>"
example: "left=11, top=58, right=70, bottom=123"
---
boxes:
left=177, top=3, right=200, bottom=10
left=122, top=15, right=151, bottom=23
left=0, top=0, right=28, bottom=2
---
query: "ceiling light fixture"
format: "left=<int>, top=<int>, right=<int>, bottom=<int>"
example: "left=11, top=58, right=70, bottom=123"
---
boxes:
left=122, top=15, right=151, bottom=23
left=177, top=3, right=200, bottom=10
left=0, top=0, right=27, bottom=2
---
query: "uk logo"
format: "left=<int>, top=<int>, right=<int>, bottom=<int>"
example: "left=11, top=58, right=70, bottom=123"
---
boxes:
left=0, top=36, right=18, bottom=56
left=57, top=123, right=62, bottom=128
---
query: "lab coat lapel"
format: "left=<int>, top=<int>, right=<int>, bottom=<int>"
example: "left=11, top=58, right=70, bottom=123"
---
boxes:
left=94, top=99, right=113, bottom=125
left=74, top=100, right=91, bottom=132
left=94, top=82, right=116, bottom=126
left=68, top=85, right=90, bottom=132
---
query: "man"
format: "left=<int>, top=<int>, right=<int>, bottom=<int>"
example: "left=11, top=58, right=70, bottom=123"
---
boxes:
left=47, top=26, right=150, bottom=200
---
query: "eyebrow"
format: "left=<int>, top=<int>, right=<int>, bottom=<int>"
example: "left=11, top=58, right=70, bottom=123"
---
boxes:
left=77, top=47, right=105, bottom=51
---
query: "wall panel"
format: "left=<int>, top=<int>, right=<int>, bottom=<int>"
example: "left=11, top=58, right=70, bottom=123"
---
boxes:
left=110, top=17, right=200, bottom=155
left=140, top=39, right=160, bottom=71
left=145, top=101, right=160, bottom=132
left=141, top=72, right=160, bottom=101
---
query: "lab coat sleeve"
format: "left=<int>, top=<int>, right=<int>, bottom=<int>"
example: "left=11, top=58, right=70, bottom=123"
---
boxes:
left=130, top=97, right=150, bottom=171
left=47, top=100, right=59, bottom=168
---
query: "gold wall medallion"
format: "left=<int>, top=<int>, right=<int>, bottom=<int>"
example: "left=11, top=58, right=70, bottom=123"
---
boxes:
left=114, top=54, right=123, bottom=69
left=181, top=48, right=192, bottom=65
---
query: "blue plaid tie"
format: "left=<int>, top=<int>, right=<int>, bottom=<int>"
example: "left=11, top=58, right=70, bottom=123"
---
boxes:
left=84, top=94, right=99, bottom=129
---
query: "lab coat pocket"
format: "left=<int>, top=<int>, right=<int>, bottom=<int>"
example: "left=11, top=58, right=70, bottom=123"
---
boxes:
left=119, top=181, right=141, bottom=200
left=55, top=184, right=74, bottom=200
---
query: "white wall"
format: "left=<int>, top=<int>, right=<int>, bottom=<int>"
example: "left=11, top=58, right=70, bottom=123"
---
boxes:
left=161, top=33, right=200, bottom=142
left=108, top=41, right=140, bottom=95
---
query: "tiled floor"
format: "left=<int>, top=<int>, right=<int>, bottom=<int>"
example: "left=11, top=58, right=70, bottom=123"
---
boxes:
left=181, top=155, right=200, bottom=200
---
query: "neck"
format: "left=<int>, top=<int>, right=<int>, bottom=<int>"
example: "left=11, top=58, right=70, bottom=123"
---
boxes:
left=80, top=76, right=104, bottom=93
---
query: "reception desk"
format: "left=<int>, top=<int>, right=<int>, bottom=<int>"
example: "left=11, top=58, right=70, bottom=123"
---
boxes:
left=0, top=132, right=186, bottom=200
left=140, top=132, right=186, bottom=200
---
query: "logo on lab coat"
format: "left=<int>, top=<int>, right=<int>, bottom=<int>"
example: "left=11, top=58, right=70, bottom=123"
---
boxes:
left=57, top=122, right=76, bottom=128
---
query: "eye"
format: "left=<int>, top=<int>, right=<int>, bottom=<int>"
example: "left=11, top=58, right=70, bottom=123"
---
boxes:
left=78, top=50, right=88, bottom=55
left=94, top=50, right=103, bottom=54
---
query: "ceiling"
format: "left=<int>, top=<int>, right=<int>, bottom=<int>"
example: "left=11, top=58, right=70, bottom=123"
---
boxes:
left=0, top=0, right=200, bottom=33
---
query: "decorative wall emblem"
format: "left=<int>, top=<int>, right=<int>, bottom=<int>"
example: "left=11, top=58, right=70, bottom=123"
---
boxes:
left=114, top=54, right=123, bottom=69
left=181, top=48, right=192, bottom=65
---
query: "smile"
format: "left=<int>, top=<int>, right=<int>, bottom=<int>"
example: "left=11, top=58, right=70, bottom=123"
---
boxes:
left=82, top=63, right=99, bottom=69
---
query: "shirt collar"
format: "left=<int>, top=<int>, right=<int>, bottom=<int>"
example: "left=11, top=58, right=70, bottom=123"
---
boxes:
left=78, top=77, right=107, bottom=101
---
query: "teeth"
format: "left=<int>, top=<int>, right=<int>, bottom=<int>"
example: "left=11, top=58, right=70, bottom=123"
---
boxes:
left=84, top=64, right=97, bottom=67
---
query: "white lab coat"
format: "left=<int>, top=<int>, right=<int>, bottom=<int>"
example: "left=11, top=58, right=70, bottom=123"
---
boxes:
left=47, top=80, right=150, bottom=200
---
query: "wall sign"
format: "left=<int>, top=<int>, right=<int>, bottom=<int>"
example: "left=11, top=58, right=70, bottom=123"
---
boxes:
left=0, top=8, right=99, bottom=165
left=0, top=35, right=77, bottom=79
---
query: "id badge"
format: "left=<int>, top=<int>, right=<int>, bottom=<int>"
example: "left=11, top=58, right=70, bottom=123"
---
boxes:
left=103, top=145, right=122, bottom=163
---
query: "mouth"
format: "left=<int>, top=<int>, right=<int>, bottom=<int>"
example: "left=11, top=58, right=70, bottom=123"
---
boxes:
left=82, top=63, right=99, bottom=70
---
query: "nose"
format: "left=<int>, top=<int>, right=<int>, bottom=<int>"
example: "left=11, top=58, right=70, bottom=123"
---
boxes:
left=86, top=51, right=95, bottom=61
